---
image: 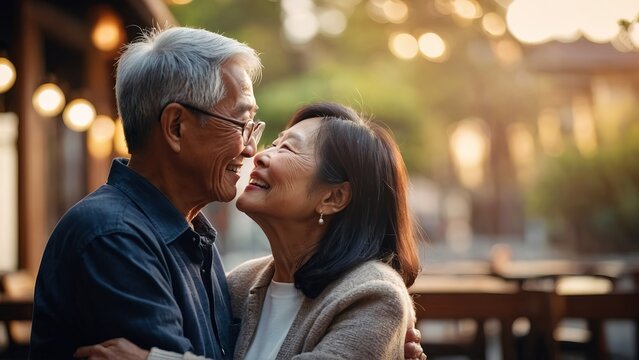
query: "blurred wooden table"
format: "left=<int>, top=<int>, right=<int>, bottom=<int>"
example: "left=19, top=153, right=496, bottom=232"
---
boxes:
left=410, top=275, right=555, bottom=360
left=0, top=295, right=33, bottom=321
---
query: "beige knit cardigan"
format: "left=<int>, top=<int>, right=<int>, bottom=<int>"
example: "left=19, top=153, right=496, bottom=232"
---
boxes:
left=228, top=256, right=414, bottom=360
left=148, top=256, right=414, bottom=360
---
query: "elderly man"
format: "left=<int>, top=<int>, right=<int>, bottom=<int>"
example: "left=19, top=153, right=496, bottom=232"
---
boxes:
left=30, top=27, right=262, bottom=359
left=31, top=26, right=424, bottom=360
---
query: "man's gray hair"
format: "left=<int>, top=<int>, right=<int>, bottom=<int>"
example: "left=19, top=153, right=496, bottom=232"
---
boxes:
left=115, top=26, right=261, bottom=152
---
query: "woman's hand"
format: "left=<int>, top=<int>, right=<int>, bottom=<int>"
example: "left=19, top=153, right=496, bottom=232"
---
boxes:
left=74, top=338, right=149, bottom=360
left=404, top=323, right=427, bottom=360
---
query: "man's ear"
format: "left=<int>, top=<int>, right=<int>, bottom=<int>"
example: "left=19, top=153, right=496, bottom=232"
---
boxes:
left=317, top=182, right=352, bottom=215
left=160, top=103, right=184, bottom=153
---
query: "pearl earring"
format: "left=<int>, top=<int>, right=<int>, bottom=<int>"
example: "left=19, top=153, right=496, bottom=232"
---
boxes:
left=318, top=212, right=324, bottom=225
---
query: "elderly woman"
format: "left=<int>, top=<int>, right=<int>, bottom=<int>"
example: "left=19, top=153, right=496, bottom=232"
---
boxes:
left=75, top=102, right=422, bottom=359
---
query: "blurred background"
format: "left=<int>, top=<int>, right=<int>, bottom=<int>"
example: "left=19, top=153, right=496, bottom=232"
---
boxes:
left=1, top=0, right=639, bottom=359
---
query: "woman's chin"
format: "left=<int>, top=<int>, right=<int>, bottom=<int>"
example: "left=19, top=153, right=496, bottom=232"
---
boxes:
left=235, top=194, right=252, bottom=212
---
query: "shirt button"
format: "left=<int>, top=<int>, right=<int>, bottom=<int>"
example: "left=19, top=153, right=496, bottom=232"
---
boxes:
left=201, top=268, right=206, bottom=273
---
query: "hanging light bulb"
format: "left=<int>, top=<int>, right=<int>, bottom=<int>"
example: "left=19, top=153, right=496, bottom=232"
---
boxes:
left=63, top=98, right=96, bottom=132
left=32, top=83, right=66, bottom=117
left=91, top=8, right=124, bottom=52
left=0, top=57, right=16, bottom=93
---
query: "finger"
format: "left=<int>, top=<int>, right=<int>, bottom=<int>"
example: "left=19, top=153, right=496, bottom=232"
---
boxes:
left=421, top=353, right=428, bottom=360
left=405, top=327, right=421, bottom=343
left=414, top=328, right=422, bottom=342
left=101, top=338, right=124, bottom=347
left=74, top=345, right=100, bottom=358
left=404, top=342, right=423, bottom=359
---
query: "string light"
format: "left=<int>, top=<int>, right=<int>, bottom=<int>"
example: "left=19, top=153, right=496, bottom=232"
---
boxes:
left=0, top=57, right=16, bottom=93
left=63, top=99, right=96, bottom=132
left=32, top=83, right=66, bottom=117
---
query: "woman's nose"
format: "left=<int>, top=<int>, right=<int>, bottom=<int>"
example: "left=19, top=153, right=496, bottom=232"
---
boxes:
left=253, top=148, right=271, bottom=168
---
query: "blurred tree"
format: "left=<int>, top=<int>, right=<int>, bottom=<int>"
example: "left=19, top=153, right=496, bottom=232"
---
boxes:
left=171, top=0, right=540, bottom=178
left=169, top=0, right=556, bottom=238
left=529, top=125, right=639, bottom=252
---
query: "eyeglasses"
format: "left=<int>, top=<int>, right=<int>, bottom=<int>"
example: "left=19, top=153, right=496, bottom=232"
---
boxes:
left=176, top=102, right=265, bottom=146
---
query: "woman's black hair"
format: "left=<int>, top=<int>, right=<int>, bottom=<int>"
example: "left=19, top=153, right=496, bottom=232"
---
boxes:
left=288, top=102, right=420, bottom=298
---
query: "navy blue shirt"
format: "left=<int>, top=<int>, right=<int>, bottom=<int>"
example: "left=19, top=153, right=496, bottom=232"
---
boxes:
left=30, top=158, right=238, bottom=359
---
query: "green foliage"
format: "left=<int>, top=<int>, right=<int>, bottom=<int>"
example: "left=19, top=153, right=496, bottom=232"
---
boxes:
left=529, top=126, right=639, bottom=250
left=170, top=0, right=540, bottom=176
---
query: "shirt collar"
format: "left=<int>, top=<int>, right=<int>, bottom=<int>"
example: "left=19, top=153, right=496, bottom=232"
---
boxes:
left=106, top=158, right=217, bottom=245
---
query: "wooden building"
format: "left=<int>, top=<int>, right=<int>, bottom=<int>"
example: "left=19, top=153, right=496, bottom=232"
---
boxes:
left=0, top=0, right=175, bottom=275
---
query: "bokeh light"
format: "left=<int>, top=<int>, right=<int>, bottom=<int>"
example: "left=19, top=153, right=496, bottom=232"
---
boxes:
left=452, top=0, right=483, bottom=20
left=450, top=118, right=490, bottom=188
left=91, top=10, right=124, bottom=52
left=318, top=8, right=348, bottom=37
left=32, top=83, right=66, bottom=117
left=0, top=57, right=16, bottom=93
left=506, top=0, right=639, bottom=45
left=389, top=33, right=419, bottom=59
left=418, top=32, right=448, bottom=61
left=63, top=99, right=96, bottom=132
left=506, top=0, right=553, bottom=44
left=383, top=0, right=409, bottom=24
left=88, top=115, right=116, bottom=159
left=482, top=12, right=506, bottom=37
left=283, top=12, right=319, bottom=44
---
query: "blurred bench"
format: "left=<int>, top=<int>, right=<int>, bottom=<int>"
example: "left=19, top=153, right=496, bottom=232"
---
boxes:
left=0, top=271, right=34, bottom=359
left=410, top=274, right=555, bottom=360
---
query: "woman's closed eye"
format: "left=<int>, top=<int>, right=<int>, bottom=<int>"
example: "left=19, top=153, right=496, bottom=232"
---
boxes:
left=268, top=139, right=296, bottom=153
left=279, top=143, right=295, bottom=152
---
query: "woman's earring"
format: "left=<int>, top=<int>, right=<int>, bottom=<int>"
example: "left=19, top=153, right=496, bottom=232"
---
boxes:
left=318, top=212, right=324, bottom=225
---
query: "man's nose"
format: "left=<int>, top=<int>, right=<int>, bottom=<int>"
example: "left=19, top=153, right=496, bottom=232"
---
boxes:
left=241, top=136, right=258, bottom=158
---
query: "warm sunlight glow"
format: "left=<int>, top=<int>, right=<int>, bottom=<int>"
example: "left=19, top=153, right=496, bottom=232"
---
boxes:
left=281, top=0, right=314, bottom=13
left=418, top=32, right=447, bottom=61
left=579, top=0, right=622, bottom=43
left=88, top=115, right=116, bottom=159
left=450, top=118, right=489, bottom=188
left=91, top=10, right=124, bottom=52
left=63, top=99, right=96, bottom=132
left=32, top=83, right=66, bottom=117
left=507, top=123, right=536, bottom=182
left=284, top=12, right=319, bottom=44
left=434, top=0, right=453, bottom=15
left=492, top=39, right=522, bottom=66
left=389, top=33, right=418, bottom=59
left=506, top=0, right=639, bottom=45
left=556, top=276, right=612, bottom=295
left=169, top=0, right=192, bottom=4
left=382, top=0, right=409, bottom=24
left=366, top=0, right=389, bottom=23
left=0, top=58, right=16, bottom=93
left=572, top=96, right=598, bottom=156
left=482, top=12, right=506, bottom=37
left=537, top=108, right=564, bottom=156
left=506, top=0, right=552, bottom=44
left=318, top=8, right=348, bottom=37
left=546, top=0, right=581, bottom=42
left=452, top=0, right=482, bottom=19
left=114, top=118, right=129, bottom=156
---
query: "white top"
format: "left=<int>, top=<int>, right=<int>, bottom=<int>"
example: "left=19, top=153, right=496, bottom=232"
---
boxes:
left=244, top=280, right=305, bottom=360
